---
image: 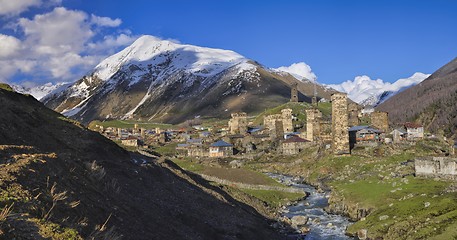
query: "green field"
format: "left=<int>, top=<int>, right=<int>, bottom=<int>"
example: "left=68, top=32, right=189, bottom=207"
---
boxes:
left=89, top=120, right=173, bottom=129
left=240, top=189, right=305, bottom=208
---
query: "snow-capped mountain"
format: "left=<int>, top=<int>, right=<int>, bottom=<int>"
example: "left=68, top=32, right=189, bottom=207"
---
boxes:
left=327, top=72, right=430, bottom=106
left=12, top=82, right=69, bottom=100
left=43, top=35, right=335, bottom=124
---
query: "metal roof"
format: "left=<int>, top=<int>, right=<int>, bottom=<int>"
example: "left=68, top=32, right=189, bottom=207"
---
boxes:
left=210, top=140, right=233, bottom=147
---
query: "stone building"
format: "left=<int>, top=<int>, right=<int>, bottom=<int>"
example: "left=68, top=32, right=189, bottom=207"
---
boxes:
left=305, top=108, right=322, bottom=141
left=349, top=125, right=383, bottom=149
left=228, top=112, right=248, bottom=135
left=415, top=157, right=457, bottom=180
left=209, top=140, right=234, bottom=158
left=282, top=136, right=310, bottom=155
left=331, top=93, right=350, bottom=155
left=348, top=102, right=360, bottom=127
left=404, top=122, right=424, bottom=140
left=371, top=111, right=389, bottom=133
left=264, top=108, right=294, bottom=135
left=290, top=83, right=298, bottom=102
left=122, top=137, right=140, bottom=147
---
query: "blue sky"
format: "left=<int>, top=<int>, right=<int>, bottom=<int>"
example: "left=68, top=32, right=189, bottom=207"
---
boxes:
left=1, top=0, right=456, bottom=85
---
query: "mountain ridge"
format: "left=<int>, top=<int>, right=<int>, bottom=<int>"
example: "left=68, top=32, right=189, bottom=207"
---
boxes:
left=42, top=35, right=336, bottom=124
left=377, top=57, right=457, bottom=136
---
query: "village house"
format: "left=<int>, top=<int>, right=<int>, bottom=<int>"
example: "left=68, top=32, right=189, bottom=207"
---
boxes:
left=391, top=128, right=407, bottom=143
left=209, top=140, right=234, bottom=158
left=404, top=122, right=424, bottom=140
left=349, top=125, right=383, bottom=149
left=281, top=136, right=310, bottom=155
left=121, top=136, right=140, bottom=147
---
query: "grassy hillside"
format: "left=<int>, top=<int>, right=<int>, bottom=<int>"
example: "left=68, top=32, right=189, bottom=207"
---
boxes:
left=0, top=89, right=284, bottom=239
left=377, top=57, right=457, bottom=137
left=244, top=138, right=457, bottom=239
left=253, top=101, right=332, bottom=126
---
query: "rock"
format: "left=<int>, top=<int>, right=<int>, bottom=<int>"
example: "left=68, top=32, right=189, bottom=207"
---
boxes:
left=300, top=226, right=311, bottom=234
left=357, top=229, right=368, bottom=240
left=229, top=160, right=242, bottom=168
left=326, top=222, right=333, bottom=228
left=379, top=215, right=389, bottom=221
left=424, top=202, right=431, bottom=208
left=313, top=218, right=321, bottom=224
left=291, top=215, right=308, bottom=226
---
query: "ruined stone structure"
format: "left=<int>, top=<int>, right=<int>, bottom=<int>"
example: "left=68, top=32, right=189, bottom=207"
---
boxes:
left=415, top=157, right=457, bottom=180
left=305, top=108, right=322, bottom=141
left=264, top=108, right=293, bottom=135
left=140, top=128, right=146, bottom=138
left=290, top=83, right=298, bottom=102
left=331, top=93, right=350, bottom=155
left=117, top=128, right=122, bottom=138
left=348, top=102, right=360, bottom=127
left=371, top=111, right=389, bottom=132
left=228, top=112, right=248, bottom=135
left=282, top=136, right=310, bottom=155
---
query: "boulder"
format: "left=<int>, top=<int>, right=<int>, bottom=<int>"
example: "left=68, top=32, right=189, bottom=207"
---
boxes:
left=300, top=226, right=311, bottom=234
left=291, top=215, right=308, bottom=227
left=357, top=229, right=368, bottom=240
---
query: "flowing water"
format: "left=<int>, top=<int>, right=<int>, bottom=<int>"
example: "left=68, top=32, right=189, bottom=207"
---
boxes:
left=268, top=173, right=354, bottom=240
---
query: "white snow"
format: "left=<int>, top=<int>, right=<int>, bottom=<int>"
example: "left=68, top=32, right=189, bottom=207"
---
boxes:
left=12, top=82, right=68, bottom=100
left=327, top=72, right=430, bottom=106
left=93, top=35, right=253, bottom=81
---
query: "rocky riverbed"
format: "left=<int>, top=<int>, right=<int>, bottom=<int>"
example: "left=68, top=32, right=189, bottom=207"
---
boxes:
left=268, top=173, right=354, bottom=239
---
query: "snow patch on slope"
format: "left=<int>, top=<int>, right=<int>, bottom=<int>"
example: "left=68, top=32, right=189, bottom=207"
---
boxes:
left=13, top=82, right=69, bottom=100
left=327, top=72, right=430, bottom=106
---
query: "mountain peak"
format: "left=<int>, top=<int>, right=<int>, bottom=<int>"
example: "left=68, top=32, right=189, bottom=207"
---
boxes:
left=93, top=35, right=250, bottom=81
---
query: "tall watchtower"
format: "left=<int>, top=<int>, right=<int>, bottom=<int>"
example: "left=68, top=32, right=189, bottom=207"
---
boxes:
left=290, top=83, right=298, bottom=102
left=331, top=93, right=350, bottom=155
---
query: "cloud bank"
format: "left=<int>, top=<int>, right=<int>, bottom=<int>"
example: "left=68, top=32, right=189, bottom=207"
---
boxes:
left=327, top=72, right=430, bottom=104
left=274, top=62, right=317, bottom=82
left=0, top=3, right=137, bottom=85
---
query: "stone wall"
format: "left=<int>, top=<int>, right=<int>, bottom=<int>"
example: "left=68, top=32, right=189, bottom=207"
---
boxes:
left=228, top=112, right=248, bottom=134
left=371, top=111, right=389, bottom=132
left=415, top=157, right=457, bottom=180
left=331, top=93, right=350, bottom=155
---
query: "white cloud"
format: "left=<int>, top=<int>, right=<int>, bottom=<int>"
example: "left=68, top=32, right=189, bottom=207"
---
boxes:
left=0, top=34, right=22, bottom=58
left=327, top=72, right=430, bottom=104
left=88, top=33, right=137, bottom=53
left=90, top=14, right=122, bottom=27
left=0, top=6, right=136, bottom=84
left=0, top=0, right=41, bottom=16
left=18, top=7, right=94, bottom=55
left=274, top=62, right=317, bottom=82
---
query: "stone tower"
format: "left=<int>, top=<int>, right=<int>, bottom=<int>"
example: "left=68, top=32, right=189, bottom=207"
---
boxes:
left=117, top=128, right=122, bottom=138
left=306, top=108, right=322, bottom=141
left=281, top=108, right=293, bottom=133
left=371, top=111, right=389, bottom=132
left=331, top=93, right=350, bottom=155
left=290, top=83, right=298, bottom=102
left=348, top=102, right=360, bottom=127
left=228, top=112, right=248, bottom=134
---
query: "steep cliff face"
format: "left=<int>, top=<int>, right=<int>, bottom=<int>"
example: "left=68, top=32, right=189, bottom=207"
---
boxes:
left=377, top=57, right=457, bottom=136
left=0, top=88, right=284, bottom=239
left=42, top=35, right=335, bottom=124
